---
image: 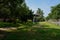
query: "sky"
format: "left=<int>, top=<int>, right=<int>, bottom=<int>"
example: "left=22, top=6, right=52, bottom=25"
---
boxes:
left=25, top=0, right=60, bottom=17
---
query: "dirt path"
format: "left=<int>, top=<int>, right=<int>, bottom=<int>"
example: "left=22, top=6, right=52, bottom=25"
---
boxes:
left=0, top=27, right=17, bottom=31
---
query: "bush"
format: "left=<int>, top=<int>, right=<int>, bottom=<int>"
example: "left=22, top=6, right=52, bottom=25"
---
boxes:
left=0, top=22, right=20, bottom=28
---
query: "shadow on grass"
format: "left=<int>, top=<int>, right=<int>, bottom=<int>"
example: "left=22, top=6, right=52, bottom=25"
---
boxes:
left=0, top=22, right=20, bottom=28
left=0, top=22, right=60, bottom=40
left=18, top=22, right=38, bottom=29
left=0, top=27, right=60, bottom=40
left=40, top=24, right=50, bottom=28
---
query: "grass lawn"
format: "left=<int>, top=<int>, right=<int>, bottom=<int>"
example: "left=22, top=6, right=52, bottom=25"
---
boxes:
left=0, top=22, right=60, bottom=40
left=39, top=22, right=60, bottom=29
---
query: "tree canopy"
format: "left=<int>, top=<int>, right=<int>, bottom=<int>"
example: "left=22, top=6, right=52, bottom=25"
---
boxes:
left=0, top=0, right=33, bottom=22
left=46, top=4, right=60, bottom=20
left=36, top=8, right=44, bottom=21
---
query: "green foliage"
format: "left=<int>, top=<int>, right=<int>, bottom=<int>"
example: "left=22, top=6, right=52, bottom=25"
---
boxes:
left=0, top=22, right=19, bottom=27
left=0, top=0, right=33, bottom=23
left=47, top=4, right=60, bottom=20
left=0, top=0, right=24, bottom=17
left=1, top=22, right=60, bottom=40
left=36, top=8, right=44, bottom=21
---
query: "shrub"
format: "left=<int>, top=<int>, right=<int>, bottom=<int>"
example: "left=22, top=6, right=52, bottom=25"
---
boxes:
left=0, top=22, right=20, bottom=28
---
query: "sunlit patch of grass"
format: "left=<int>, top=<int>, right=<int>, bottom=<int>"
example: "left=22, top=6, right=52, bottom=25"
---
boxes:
left=39, top=22, right=60, bottom=29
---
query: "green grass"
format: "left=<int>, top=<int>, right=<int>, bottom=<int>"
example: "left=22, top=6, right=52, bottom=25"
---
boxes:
left=0, top=22, right=60, bottom=40
left=0, top=22, right=20, bottom=28
left=39, top=22, right=60, bottom=29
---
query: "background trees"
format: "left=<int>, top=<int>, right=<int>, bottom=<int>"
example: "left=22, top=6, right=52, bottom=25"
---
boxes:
left=0, top=0, right=33, bottom=23
left=46, top=4, right=60, bottom=21
left=36, top=8, right=44, bottom=22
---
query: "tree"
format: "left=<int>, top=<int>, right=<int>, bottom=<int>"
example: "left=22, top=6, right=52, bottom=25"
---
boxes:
left=46, top=13, right=52, bottom=21
left=0, top=0, right=33, bottom=23
left=36, top=8, right=44, bottom=21
left=47, top=4, right=60, bottom=21
left=16, top=2, right=33, bottom=22
left=0, top=0, right=24, bottom=22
